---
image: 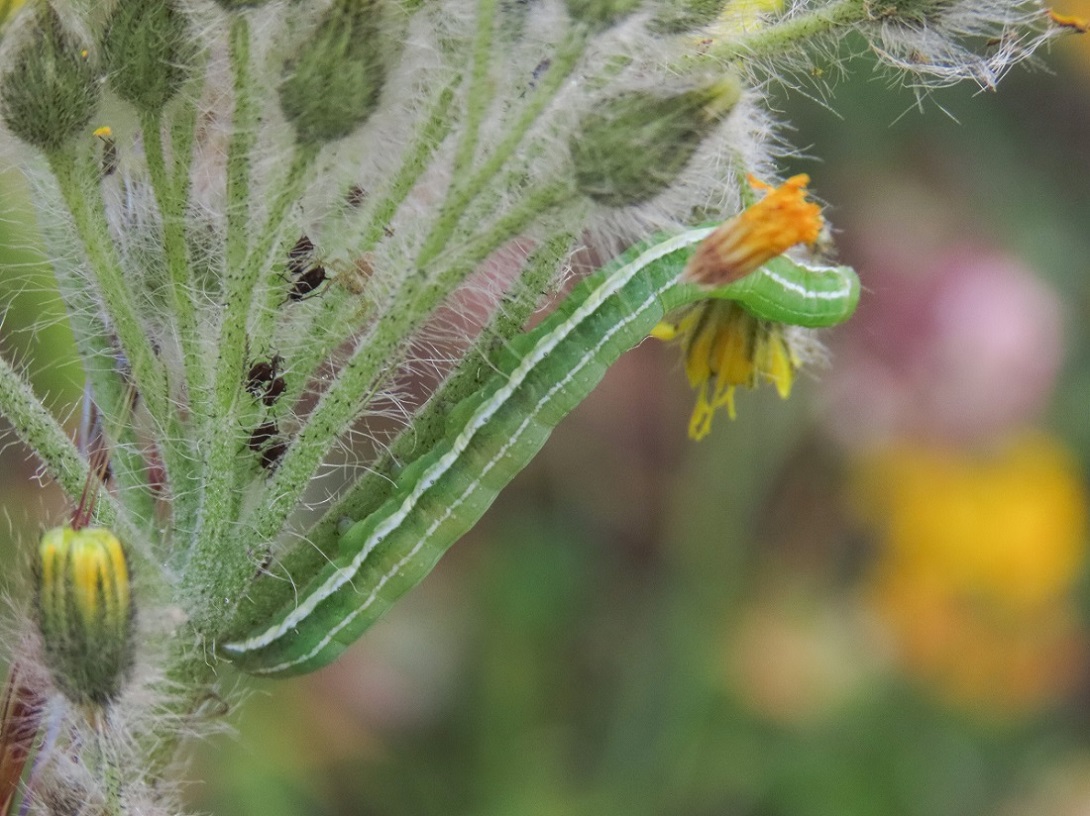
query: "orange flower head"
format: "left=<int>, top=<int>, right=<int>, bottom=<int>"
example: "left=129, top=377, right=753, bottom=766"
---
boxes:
left=684, top=174, right=824, bottom=288
left=1048, top=8, right=1089, bottom=32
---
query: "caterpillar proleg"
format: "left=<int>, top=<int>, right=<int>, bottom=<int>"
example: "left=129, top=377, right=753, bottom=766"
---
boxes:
left=222, top=228, right=859, bottom=676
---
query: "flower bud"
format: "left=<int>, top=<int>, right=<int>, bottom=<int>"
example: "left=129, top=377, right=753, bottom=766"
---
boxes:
left=278, top=0, right=387, bottom=147
left=102, top=0, right=196, bottom=114
left=0, top=4, right=99, bottom=153
left=565, top=0, right=642, bottom=28
left=35, top=526, right=135, bottom=707
left=570, top=78, right=741, bottom=207
left=212, top=0, right=273, bottom=8
left=650, top=0, right=727, bottom=33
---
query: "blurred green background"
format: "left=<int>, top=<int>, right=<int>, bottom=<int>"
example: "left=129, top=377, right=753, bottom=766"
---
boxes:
left=4, top=25, right=1090, bottom=816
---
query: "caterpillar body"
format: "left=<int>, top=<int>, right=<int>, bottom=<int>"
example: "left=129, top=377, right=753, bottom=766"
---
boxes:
left=222, top=227, right=859, bottom=676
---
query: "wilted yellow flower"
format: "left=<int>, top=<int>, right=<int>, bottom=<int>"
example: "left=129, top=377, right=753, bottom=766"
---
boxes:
left=36, top=526, right=134, bottom=707
left=854, top=433, right=1089, bottom=714
left=682, top=174, right=823, bottom=288
left=654, top=301, right=803, bottom=438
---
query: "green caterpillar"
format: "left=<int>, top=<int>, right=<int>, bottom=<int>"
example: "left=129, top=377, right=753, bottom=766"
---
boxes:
left=222, top=227, right=859, bottom=676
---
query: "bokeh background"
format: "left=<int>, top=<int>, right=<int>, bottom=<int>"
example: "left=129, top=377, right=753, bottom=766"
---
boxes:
left=3, top=20, right=1090, bottom=816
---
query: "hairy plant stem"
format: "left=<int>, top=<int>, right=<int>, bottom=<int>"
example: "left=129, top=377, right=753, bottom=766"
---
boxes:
left=140, top=111, right=206, bottom=422
left=46, top=152, right=169, bottom=441
left=224, top=15, right=255, bottom=277
left=31, top=183, right=158, bottom=535
left=0, top=353, right=123, bottom=530
left=356, top=80, right=461, bottom=252
left=706, top=0, right=869, bottom=62
left=449, top=0, right=498, bottom=182
left=180, top=12, right=258, bottom=629
left=415, top=31, right=587, bottom=269
left=43, top=152, right=181, bottom=534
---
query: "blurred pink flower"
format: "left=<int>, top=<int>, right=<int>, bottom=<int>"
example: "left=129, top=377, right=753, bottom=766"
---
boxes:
left=823, top=243, right=1064, bottom=448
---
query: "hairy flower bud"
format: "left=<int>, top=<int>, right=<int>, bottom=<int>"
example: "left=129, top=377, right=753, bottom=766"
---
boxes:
left=278, top=0, right=387, bottom=147
left=0, top=4, right=98, bottom=153
left=650, top=0, right=727, bottom=32
left=570, top=78, right=741, bottom=207
left=103, top=0, right=196, bottom=114
left=565, top=0, right=642, bottom=28
left=212, top=0, right=273, bottom=8
left=35, top=527, right=135, bottom=707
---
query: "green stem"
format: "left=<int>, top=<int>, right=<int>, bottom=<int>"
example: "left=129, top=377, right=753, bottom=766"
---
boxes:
left=242, top=145, right=323, bottom=358
left=188, top=142, right=317, bottom=630
left=448, top=0, right=498, bottom=181
left=0, top=352, right=119, bottom=526
left=170, top=68, right=202, bottom=196
left=140, top=110, right=207, bottom=418
left=225, top=15, right=256, bottom=275
left=31, top=183, right=156, bottom=533
left=357, top=80, right=461, bottom=251
left=46, top=151, right=169, bottom=436
left=415, top=31, right=586, bottom=268
left=177, top=14, right=265, bottom=629
left=706, top=0, right=868, bottom=62
left=45, top=151, right=169, bottom=532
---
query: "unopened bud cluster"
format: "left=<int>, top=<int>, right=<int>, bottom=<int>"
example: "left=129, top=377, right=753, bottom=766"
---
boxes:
left=278, top=0, right=389, bottom=146
left=102, top=0, right=195, bottom=115
left=0, top=4, right=97, bottom=152
left=571, top=78, right=742, bottom=207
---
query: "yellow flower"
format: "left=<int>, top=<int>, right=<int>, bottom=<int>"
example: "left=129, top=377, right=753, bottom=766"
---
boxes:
left=0, top=0, right=26, bottom=32
left=653, top=300, right=803, bottom=439
left=853, top=433, right=1089, bottom=714
left=856, top=434, right=1087, bottom=608
left=654, top=175, right=824, bottom=438
left=683, top=174, right=823, bottom=288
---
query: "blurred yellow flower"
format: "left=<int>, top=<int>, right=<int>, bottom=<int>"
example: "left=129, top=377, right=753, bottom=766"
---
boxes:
left=1050, top=0, right=1090, bottom=71
left=0, top=0, right=25, bottom=32
left=853, top=433, right=1089, bottom=713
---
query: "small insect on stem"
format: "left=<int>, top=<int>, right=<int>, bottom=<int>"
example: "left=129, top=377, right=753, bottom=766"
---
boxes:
left=246, top=354, right=287, bottom=406
left=345, top=184, right=367, bottom=207
left=247, top=420, right=278, bottom=451
left=247, top=420, right=287, bottom=470
left=246, top=354, right=281, bottom=393
left=287, top=235, right=315, bottom=277
left=288, top=265, right=328, bottom=301
left=260, top=440, right=288, bottom=470
left=262, top=376, right=287, bottom=407
left=284, top=235, right=329, bottom=302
